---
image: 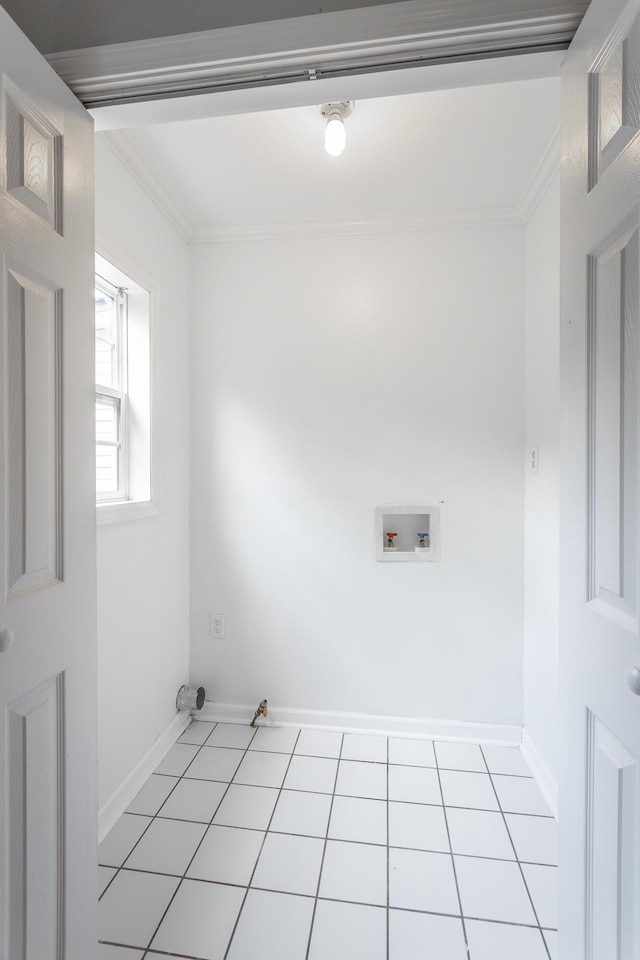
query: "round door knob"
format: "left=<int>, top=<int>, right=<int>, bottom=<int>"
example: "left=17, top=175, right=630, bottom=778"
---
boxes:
left=626, top=666, right=640, bottom=695
left=0, top=628, right=14, bottom=653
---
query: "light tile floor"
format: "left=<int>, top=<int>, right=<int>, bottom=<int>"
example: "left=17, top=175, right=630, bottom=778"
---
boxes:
left=98, top=722, right=558, bottom=960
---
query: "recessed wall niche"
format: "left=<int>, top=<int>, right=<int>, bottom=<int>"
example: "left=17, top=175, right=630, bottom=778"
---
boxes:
left=375, top=505, right=441, bottom=562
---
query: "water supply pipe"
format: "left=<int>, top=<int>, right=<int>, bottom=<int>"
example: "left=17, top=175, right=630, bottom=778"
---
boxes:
left=250, top=699, right=268, bottom=726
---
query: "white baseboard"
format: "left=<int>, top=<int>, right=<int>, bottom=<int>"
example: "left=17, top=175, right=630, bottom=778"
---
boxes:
left=97, top=701, right=555, bottom=838
left=521, top=729, right=558, bottom=818
left=98, top=709, right=191, bottom=842
left=198, top=700, right=522, bottom=746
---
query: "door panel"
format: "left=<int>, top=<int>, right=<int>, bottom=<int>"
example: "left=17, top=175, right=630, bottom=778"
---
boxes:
left=0, top=7, right=96, bottom=960
left=586, top=712, right=640, bottom=960
left=590, top=7, right=640, bottom=184
left=562, top=0, right=640, bottom=957
left=589, top=222, right=638, bottom=625
left=8, top=676, right=64, bottom=960
left=3, top=84, right=62, bottom=231
left=5, top=264, right=62, bottom=597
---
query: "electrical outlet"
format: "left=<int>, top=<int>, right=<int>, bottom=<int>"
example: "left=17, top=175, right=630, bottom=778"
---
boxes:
left=210, top=614, right=225, bottom=638
left=529, top=445, right=539, bottom=474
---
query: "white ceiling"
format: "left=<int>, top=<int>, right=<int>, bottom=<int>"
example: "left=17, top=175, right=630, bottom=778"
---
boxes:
left=106, top=75, right=560, bottom=236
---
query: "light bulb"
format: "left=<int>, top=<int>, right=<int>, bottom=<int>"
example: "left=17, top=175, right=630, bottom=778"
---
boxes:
left=320, top=102, right=353, bottom=156
left=325, top=115, right=346, bottom=157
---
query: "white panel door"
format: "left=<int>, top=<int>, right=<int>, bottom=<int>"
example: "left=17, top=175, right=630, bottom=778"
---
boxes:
left=561, top=0, right=640, bottom=957
left=0, top=6, right=96, bottom=960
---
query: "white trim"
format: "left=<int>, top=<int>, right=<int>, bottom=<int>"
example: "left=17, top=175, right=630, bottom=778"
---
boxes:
left=586, top=596, right=638, bottom=634
left=198, top=700, right=522, bottom=745
left=94, top=237, right=163, bottom=522
left=99, top=122, right=557, bottom=243
left=87, top=50, right=564, bottom=132
left=192, top=206, right=523, bottom=244
left=99, top=131, right=192, bottom=242
left=521, top=728, right=558, bottom=818
left=96, top=499, right=160, bottom=525
left=98, top=709, right=191, bottom=842
left=98, top=118, right=526, bottom=239
left=48, top=1, right=585, bottom=109
left=518, top=126, right=561, bottom=222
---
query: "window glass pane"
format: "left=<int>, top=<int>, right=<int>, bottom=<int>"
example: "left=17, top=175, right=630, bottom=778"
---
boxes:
left=95, top=394, right=120, bottom=444
left=96, top=443, right=119, bottom=495
left=95, top=286, right=117, bottom=388
left=96, top=394, right=120, bottom=495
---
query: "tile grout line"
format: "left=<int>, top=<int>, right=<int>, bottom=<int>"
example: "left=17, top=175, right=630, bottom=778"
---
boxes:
left=100, top=898, right=560, bottom=925
left=141, top=949, right=204, bottom=959
left=196, top=744, right=534, bottom=778
left=221, top=727, right=304, bottom=960
left=111, top=717, right=223, bottom=959
left=130, top=779, right=553, bottom=818
left=135, top=720, right=259, bottom=955
left=479, top=744, right=554, bottom=960
left=101, top=727, right=553, bottom=958
left=434, top=742, right=472, bottom=960
left=111, top=835, right=556, bottom=865
left=98, top=719, right=221, bottom=907
left=303, top=733, right=346, bottom=960
left=151, top=753, right=536, bottom=781
left=123, top=791, right=554, bottom=820
left=101, top=894, right=557, bottom=959
left=142, top=946, right=202, bottom=959
left=143, top=947, right=213, bottom=959
left=97, top=877, right=559, bottom=929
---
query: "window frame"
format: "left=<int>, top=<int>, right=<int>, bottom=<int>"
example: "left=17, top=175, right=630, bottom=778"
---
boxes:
left=95, top=274, right=129, bottom=503
left=94, top=247, right=157, bottom=525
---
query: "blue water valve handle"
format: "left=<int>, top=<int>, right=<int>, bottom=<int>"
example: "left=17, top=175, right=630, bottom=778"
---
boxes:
left=417, top=532, right=429, bottom=538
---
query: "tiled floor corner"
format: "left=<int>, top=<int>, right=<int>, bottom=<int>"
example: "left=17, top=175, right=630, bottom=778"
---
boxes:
left=99, top=722, right=557, bottom=959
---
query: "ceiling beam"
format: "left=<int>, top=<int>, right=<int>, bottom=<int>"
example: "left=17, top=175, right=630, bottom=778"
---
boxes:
left=48, top=0, right=588, bottom=110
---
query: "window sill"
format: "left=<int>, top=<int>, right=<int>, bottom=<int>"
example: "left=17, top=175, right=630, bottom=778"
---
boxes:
left=96, top=499, right=159, bottom=526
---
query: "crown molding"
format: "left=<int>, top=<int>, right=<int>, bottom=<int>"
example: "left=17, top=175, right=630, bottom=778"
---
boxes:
left=98, top=130, right=193, bottom=242
left=518, top=125, right=561, bottom=222
left=97, top=128, right=526, bottom=243
left=190, top=207, right=523, bottom=243
left=48, top=0, right=586, bottom=109
left=99, top=120, right=558, bottom=245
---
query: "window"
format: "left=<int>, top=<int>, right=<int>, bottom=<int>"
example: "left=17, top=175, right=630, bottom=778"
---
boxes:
left=95, top=277, right=127, bottom=500
left=95, top=253, right=154, bottom=522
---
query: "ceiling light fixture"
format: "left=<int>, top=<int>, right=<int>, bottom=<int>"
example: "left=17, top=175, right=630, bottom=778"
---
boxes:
left=320, top=101, right=354, bottom=157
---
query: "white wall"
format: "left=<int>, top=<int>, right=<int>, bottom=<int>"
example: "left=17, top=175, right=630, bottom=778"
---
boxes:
left=190, top=226, right=526, bottom=728
left=95, top=136, right=191, bottom=806
left=522, top=175, right=560, bottom=800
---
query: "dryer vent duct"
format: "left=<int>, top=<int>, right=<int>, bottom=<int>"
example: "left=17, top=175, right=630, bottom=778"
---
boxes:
left=176, top=684, right=205, bottom=712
